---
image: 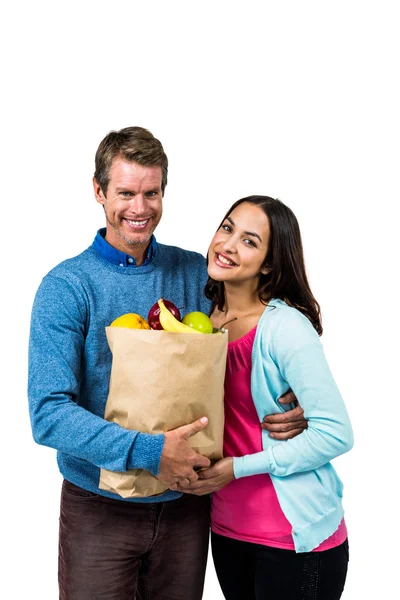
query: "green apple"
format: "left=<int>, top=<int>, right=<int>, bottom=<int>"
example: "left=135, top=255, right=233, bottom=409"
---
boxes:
left=182, top=311, right=213, bottom=334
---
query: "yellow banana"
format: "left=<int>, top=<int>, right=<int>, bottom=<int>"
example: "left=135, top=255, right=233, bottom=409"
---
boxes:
left=158, top=298, right=202, bottom=334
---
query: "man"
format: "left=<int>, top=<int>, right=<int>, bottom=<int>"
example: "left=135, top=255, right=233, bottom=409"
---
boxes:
left=28, top=126, right=306, bottom=600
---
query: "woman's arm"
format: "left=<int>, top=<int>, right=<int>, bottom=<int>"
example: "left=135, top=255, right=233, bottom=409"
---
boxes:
left=175, top=307, right=353, bottom=495
left=234, top=310, right=354, bottom=479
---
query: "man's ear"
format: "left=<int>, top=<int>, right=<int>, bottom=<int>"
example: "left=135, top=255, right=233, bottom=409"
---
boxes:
left=93, top=177, right=105, bottom=206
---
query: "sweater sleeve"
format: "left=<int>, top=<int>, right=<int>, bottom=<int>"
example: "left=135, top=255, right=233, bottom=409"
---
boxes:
left=233, top=310, right=354, bottom=479
left=28, top=274, right=165, bottom=475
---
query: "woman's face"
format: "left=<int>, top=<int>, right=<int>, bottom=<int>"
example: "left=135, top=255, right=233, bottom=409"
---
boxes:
left=207, top=202, right=270, bottom=285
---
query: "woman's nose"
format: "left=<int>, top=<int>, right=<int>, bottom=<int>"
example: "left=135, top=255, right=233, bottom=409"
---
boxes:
left=222, top=236, right=237, bottom=253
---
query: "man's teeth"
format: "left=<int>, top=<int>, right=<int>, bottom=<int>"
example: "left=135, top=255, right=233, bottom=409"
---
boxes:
left=218, top=254, right=235, bottom=266
left=126, top=219, right=148, bottom=226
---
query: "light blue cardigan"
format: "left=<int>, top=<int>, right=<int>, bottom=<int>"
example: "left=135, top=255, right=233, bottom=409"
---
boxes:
left=233, top=299, right=354, bottom=552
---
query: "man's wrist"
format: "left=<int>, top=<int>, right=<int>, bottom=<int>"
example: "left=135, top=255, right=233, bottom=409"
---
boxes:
left=127, top=433, right=165, bottom=475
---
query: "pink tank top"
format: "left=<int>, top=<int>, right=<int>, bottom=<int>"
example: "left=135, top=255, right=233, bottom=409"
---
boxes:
left=211, top=327, right=347, bottom=551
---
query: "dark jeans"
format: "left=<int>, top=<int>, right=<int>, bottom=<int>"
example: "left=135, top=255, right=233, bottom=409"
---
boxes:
left=211, top=532, right=349, bottom=600
left=59, top=480, right=210, bottom=600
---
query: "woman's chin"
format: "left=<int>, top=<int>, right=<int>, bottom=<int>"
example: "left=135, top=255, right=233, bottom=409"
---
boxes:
left=208, top=268, right=228, bottom=282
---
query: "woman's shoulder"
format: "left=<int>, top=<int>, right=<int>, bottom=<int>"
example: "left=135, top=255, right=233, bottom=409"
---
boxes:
left=261, top=299, right=313, bottom=326
left=258, top=299, right=320, bottom=349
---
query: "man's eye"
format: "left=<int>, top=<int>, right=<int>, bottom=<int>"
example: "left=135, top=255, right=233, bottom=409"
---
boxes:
left=146, top=191, right=159, bottom=197
left=121, top=191, right=132, bottom=197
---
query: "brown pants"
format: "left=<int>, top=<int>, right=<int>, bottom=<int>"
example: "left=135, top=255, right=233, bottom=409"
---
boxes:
left=59, top=480, right=210, bottom=600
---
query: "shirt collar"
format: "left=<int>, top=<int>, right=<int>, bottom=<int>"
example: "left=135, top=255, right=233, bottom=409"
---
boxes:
left=92, top=228, right=157, bottom=267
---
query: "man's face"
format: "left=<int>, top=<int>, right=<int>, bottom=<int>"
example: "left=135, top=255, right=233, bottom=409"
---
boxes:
left=93, top=157, right=163, bottom=264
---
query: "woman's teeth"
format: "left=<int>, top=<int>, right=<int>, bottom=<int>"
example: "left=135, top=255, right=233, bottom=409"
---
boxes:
left=217, top=253, right=235, bottom=266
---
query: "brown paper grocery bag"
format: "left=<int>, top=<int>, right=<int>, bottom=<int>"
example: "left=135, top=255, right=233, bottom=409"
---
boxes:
left=99, top=327, right=228, bottom=498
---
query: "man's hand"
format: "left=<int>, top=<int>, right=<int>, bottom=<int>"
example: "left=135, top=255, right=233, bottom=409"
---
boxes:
left=261, top=390, right=308, bottom=440
left=157, top=417, right=211, bottom=487
left=169, top=457, right=234, bottom=495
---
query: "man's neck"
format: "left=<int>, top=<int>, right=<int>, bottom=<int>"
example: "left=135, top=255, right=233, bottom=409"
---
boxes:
left=104, top=232, right=151, bottom=266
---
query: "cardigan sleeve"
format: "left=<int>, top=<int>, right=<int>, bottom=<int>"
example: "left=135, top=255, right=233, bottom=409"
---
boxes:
left=233, top=309, right=354, bottom=479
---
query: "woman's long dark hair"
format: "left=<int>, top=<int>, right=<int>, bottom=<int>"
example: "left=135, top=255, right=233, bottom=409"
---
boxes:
left=205, top=195, right=323, bottom=335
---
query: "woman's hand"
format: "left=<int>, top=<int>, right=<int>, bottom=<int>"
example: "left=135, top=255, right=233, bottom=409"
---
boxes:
left=169, top=457, right=235, bottom=495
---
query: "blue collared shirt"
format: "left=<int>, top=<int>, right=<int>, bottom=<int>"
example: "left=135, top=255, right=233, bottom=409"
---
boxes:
left=92, top=228, right=157, bottom=267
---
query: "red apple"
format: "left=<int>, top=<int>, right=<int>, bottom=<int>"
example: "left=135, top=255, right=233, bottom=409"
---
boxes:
left=148, top=299, right=181, bottom=330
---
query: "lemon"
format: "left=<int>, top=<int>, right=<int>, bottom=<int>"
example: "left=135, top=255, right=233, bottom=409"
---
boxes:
left=110, top=313, right=150, bottom=329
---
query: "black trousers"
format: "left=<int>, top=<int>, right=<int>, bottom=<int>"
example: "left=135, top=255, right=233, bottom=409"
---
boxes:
left=211, top=532, right=349, bottom=600
left=58, top=480, right=210, bottom=600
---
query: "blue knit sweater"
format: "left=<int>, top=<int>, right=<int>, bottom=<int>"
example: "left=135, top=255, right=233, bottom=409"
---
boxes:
left=28, top=231, right=210, bottom=503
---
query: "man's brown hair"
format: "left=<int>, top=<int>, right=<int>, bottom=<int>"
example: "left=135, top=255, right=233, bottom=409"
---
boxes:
left=94, top=126, right=168, bottom=195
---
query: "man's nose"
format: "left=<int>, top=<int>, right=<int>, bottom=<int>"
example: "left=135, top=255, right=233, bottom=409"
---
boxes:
left=129, top=194, right=146, bottom=214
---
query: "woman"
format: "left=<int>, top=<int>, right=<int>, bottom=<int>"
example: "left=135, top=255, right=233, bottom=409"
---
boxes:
left=176, top=196, right=353, bottom=600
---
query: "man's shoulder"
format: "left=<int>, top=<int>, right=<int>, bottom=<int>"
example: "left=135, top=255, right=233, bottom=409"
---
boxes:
left=44, top=246, right=99, bottom=284
left=156, top=243, right=206, bottom=266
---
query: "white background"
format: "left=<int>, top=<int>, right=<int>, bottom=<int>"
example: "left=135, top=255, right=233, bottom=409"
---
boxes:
left=1, top=1, right=398, bottom=598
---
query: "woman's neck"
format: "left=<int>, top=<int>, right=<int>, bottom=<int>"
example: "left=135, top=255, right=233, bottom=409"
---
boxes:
left=212, top=282, right=267, bottom=342
left=221, top=283, right=265, bottom=319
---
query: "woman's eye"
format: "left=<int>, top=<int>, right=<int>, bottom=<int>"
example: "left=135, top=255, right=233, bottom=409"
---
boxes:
left=244, top=239, right=256, bottom=246
left=222, top=224, right=231, bottom=232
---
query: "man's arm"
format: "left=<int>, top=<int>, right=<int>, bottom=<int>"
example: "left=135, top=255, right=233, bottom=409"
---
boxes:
left=29, top=274, right=211, bottom=481
left=261, top=390, right=308, bottom=440
left=28, top=274, right=162, bottom=475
